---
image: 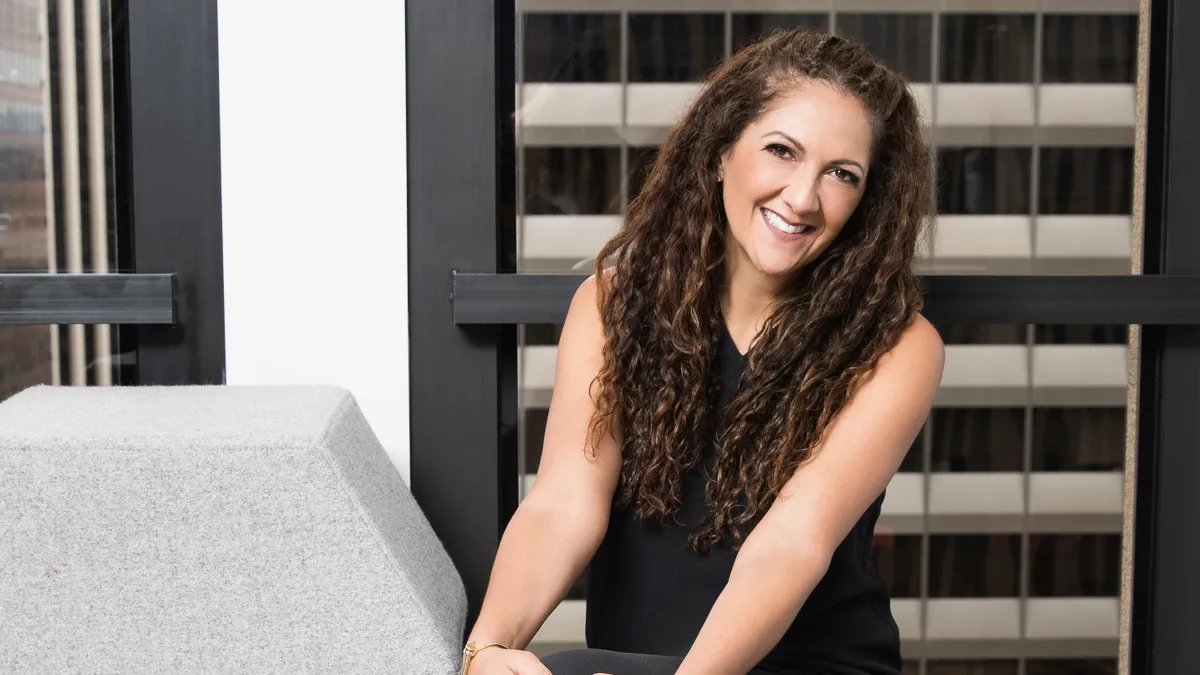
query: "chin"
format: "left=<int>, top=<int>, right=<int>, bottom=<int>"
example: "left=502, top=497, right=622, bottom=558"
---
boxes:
left=749, top=251, right=805, bottom=278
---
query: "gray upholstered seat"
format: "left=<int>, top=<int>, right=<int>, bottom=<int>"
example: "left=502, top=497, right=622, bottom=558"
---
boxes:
left=0, top=385, right=465, bottom=674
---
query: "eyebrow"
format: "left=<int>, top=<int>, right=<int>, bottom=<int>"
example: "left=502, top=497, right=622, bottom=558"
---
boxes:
left=762, top=130, right=866, bottom=174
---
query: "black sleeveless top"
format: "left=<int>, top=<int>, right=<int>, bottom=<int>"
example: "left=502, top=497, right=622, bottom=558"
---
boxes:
left=585, top=323, right=902, bottom=675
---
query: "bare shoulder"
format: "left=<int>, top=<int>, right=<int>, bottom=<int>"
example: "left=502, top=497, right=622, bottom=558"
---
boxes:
left=561, top=268, right=616, bottom=343
left=563, top=274, right=603, bottom=338
left=876, top=313, right=945, bottom=390
left=553, top=273, right=611, bottom=384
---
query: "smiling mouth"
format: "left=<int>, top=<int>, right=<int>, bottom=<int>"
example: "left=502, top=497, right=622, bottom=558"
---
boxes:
left=760, top=207, right=816, bottom=235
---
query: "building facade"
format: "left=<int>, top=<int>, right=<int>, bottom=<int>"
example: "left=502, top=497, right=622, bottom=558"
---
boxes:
left=514, top=3, right=1135, bottom=674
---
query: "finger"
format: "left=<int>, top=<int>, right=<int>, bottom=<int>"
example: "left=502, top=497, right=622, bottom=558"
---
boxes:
left=516, top=652, right=553, bottom=675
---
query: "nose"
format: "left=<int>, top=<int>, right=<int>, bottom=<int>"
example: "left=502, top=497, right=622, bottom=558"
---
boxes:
left=781, top=169, right=821, bottom=217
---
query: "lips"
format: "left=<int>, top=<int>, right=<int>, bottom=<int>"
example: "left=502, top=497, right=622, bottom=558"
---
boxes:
left=761, top=207, right=815, bottom=237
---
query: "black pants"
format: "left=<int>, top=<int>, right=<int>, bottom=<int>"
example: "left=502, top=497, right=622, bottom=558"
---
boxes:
left=540, top=649, right=777, bottom=675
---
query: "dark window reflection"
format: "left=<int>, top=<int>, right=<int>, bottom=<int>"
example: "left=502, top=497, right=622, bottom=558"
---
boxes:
left=838, top=13, right=933, bottom=82
left=524, top=147, right=622, bottom=215
left=872, top=534, right=921, bottom=598
left=935, top=323, right=1025, bottom=345
left=523, top=408, right=550, bottom=470
left=1029, top=534, right=1121, bottom=597
left=732, top=13, right=828, bottom=53
left=932, top=408, right=1024, bottom=472
left=629, top=13, right=725, bottom=83
left=941, top=14, right=1035, bottom=83
left=523, top=13, right=621, bottom=82
left=1032, top=408, right=1124, bottom=472
left=938, top=147, right=1032, bottom=215
left=627, top=145, right=660, bottom=203
left=1027, top=659, right=1117, bottom=675
left=1035, top=324, right=1127, bottom=344
left=1043, top=15, right=1137, bottom=84
left=900, top=425, right=924, bottom=473
left=929, top=535, right=1021, bottom=598
left=524, top=324, right=564, bottom=346
left=1038, top=147, right=1134, bottom=215
left=928, top=662, right=1019, bottom=675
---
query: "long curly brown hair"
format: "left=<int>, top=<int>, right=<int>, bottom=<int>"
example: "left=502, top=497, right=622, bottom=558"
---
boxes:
left=586, top=29, right=933, bottom=554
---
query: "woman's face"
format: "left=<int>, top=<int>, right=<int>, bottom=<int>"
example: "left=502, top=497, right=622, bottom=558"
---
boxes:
left=719, top=81, right=873, bottom=280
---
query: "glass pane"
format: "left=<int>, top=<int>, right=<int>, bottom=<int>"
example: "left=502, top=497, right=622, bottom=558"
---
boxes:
left=1032, top=408, right=1124, bottom=472
left=1042, top=15, right=1137, bottom=84
left=940, top=14, right=1035, bottom=83
left=524, top=147, right=622, bottom=216
left=872, top=534, right=921, bottom=598
left=514, top=5, right=1139, bottom=669
left=522, top=13, right=621, bottom=83
left=731, top=13, right=827, bottom=54
left=1039, top=147, right=1135, bottom=216
left=837, top=13, right=933, bottom=82
left=929, top=535, right=1021, bottom=598
left=1, top=1, right=126, bottom=399
left=627, top=145, right=658, bottom=204
left=628, top=13, right=724, bottom=83
left=932, top=408, right=1024, bottom=472
left=899, top=425, right=924, bottom=472
left=937, top=148, right=1032, bottom=215
left=1029, top=534, right=1121, bottom=597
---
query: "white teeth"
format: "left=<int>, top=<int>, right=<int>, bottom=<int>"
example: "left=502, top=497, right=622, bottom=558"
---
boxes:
left=763, top=208, right=806, bottom=234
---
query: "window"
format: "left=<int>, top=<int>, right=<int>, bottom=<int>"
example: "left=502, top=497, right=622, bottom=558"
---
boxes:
left=938, top=148, right=1033, bottom=215
left=932, top=408, right=1024, bottom=473
left=1042, top=15, right=1137, bottom=84
left=940, top=14, right=1036, bottom=83
left=1029, top=534, right=1121, bottom=597
left=929, top=535, right=1021, bottom=598
left=731, top=13, right=827, bottom=53
left=523, top=147, right=622, bottom=215
left=1032, top=408, right=1124, bottom=472
left=628, top=13, right=724, bottom=83
left=1038, top=147, right=1135, bottom=216
left=523, top=13, right=621, bottom=83
left=837, top=13, right=933, bottom=82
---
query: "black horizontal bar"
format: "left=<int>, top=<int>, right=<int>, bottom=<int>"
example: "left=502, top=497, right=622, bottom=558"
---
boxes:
left=453, top=272, right=1200, bottom=326
left=0, top=273, right=175, bottom=325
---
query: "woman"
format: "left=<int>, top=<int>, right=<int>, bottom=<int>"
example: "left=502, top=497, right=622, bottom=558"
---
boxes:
left=462, top=28, right=943, bottom=675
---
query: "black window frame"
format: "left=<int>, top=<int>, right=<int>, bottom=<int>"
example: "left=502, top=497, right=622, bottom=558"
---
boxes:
left=0, top=0, right=226, bottom=386
left=408, top=3, right=1200, bottom=667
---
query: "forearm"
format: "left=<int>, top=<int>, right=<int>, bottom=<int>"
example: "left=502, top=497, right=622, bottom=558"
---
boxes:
left=467, top=496, right=606, bottom=649
left=676, top=544, right=830, bottom=675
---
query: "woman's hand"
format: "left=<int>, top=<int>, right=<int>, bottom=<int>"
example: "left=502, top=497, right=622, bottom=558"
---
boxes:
left=468, top=647, right=553, bottom=675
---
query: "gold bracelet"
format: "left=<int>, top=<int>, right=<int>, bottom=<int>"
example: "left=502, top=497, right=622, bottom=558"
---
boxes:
left=461, top=640, right=509, bottom=675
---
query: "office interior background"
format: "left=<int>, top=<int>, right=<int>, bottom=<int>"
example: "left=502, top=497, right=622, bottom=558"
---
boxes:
left=0, top=1, right=1148, bottom=674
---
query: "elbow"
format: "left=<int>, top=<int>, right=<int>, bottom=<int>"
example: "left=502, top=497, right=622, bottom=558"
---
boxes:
left=518, top=488, right=610, bottom=549
left=736, top=531, right=835, bottom=580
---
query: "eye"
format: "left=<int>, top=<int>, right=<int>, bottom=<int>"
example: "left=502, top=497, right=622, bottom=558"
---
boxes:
left=765, top=143, right=793, bottom=159
left=831, top=168, right=862, bottom=187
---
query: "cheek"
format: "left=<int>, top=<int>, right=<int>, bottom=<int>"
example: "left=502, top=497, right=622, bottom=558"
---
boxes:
left=823, top=188, right=865, bottom=230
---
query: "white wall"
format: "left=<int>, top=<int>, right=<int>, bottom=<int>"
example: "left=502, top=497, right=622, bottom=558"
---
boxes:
left=217, top=1, right=411, bottom=482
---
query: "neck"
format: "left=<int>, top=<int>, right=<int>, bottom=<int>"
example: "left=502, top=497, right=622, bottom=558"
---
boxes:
left=721, top=251, right=783, bottom=341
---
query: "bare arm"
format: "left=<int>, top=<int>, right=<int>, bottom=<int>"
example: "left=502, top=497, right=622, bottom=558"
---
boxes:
left=677, top=317, right=945, bottom=675
left=467, top=274, right=621, bottom=651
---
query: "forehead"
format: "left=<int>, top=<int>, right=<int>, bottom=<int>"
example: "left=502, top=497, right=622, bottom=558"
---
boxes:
left=742, top=82, right=874, bottom=165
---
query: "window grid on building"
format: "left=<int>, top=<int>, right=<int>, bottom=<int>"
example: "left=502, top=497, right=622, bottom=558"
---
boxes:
left=513, top=3, right=1133, bottom=673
